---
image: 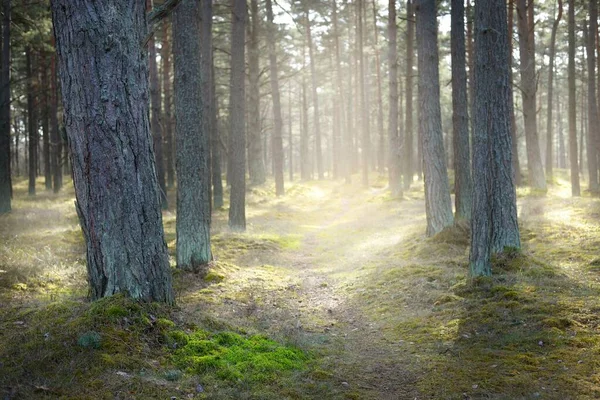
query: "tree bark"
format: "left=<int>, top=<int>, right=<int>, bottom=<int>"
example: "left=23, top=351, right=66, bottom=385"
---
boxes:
left=247, top=0, right=265, bottom=186
left=173, top=0, right=212, bottom=267
left=388, top=0, right=402, bottom=197
left=228, top=0, right=247, bottom=230
left=41, top=54, right=51, bottom=191
left=415, top=0, right=454, bottom=236
left=470, top=0, right=521, bottom=276
left=147, top=0, right=168, bottom=209
left=545, top=0, right=562, bottom=181
left=516, top=0, right=546, bottom=190
left=451, top=0, right=472, bottom=221
left=568, top=0, right=580, bottom=195
left=211, top=62, right=223, bottom=208
left=51, top=0, right=174, bottom=303
left=266, top=0, right=284, bottom=196
left=586, top=0, right=599, bottom=193
left=305, top=5, right=324, bottom=180
left=371, top=0, right=385, bottom=175
left=50, top=37, right=62, bottom=193
left=301, top=37, right=310, bottom=181
left=508, top=0, right=523, bottom=185
left=26, top=47, right=37, bottom=197
left=404, top=0, right=415, bottom=190
left=161, top=20, right=175, bottom=189
left=358, top=0, right=370, bottom=186
left=0, top=0, right=11, bottom=213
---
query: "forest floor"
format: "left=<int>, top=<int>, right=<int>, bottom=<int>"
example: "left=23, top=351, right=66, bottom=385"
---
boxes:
left=2, top=171, right=600, bottom=399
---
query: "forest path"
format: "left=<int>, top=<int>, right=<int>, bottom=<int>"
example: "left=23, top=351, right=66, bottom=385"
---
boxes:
left=183, top=178, right=429, bottom=399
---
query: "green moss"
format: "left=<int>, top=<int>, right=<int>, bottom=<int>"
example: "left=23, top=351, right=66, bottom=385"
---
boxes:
left=204, top=271, right=225, bottom=283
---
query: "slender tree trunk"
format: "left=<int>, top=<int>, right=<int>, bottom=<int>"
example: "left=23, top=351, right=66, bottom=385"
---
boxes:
left=41, top=54, right=51, bottom=191
left=51, top=0, right=174, bottom=303
left=470, top=0, right=520, bottom=276
left=332, top=0, right=343, bottom=181
left=545, top=0, right=562, bottom=181
left=568, top=0, right=580, bottom=195
left=0, top=0, right=10, bottom=213
left=404, top=0, right=414, bottom=190
left=388, top=0, right=402, bottom=197
left=211, top=62, right=223, bottom=208
left=415, top=0, right=454, bottom=236
left=247, top=0, right=265, bottom=186
left=451, top=0, right=472, bottom=221
left=50, top=38, right=61, bottom=193
left=266, top=0, right=284, bottom=196
left=161, top=20, right=175, bottom=189
left=174, top=0, right=212, bottom=268
left=26, top=48, right=37, bottom=197
left=301, top=40, right=310, bottom=181
left=358, top=0, right=370, bottom=186
left=371, top=0, right=384, bottom=175
left=516, top=0, right=546, bottom=190
left=289, top=85, right=293, bottom=182
left=558, top=92, right=566, bottom=169
left=147, top=0, right=167, bottom=209
left=508, top=0, right=523, bottom=185
left=228, top=0, right=247, bottom=230
left=305, top=5, right=324, bottom=180
left=586, top=1, right=599, bottom=193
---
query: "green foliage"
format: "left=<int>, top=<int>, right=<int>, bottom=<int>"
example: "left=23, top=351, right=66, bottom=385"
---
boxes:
left=77, top=331, right=101, bottom=349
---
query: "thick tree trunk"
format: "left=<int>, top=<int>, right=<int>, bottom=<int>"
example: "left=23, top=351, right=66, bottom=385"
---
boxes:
left=451, top=0, right=472, bottom=221
left=545, top=0, right=562, bottom=181
left=26, top=48, right=37, bottom=197
left=404, top=0, right=415, bottom=190
left=266, top=0, right=284, bottom=196
left=388, top=0, right=402, bottom=197
left=586, top=0, right=599, bottom=193
left=470, top=0, right=520, bottom=276
left=516, top=0, right=546, bottom=190
left=247, top=0, right=265, bottom=186
left=147, top=0, right=167, bottom=209
left=51, top=0, right=174, bottom=303
left=568, top=0, right=580, bottom=195
left=508, top=0, right=523, bottom=185
left=173, top=0, right=212, bottom=268
left=161, top=20, right=175, bottom=190
left=415, top=0, right=454, bottom=236
left=228, top=0, right=247, bottom=230
left=0, top=0, right=11, bottom=213
left=305, top=6, right=323, bottom=180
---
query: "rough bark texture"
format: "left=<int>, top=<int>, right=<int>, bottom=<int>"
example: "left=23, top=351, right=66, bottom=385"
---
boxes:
left=305, top=5, right=323, bottom=180
left=266, top=0, right=284, bottom=196
left=388, top=0, right=402, bottom=197
left=173, top=0, right=212, bottom=268
left=415, top=0, right=454, bottom=236
left=247, top=0, right=265, bottom=186
left=545, top=0, right=562, bottom=180
left=51, top=0, right=174, bottom=303
left=586, top=0, right=599, bottom=193
left=228, top=0, right=247, bottom=230
left=451, top=0, right=472, bottom=221
left=161, top=20, right=175, bottom=189
left=148, top=0, right=167, bottom=209
left=404, top=0, right=415, bottom=190
left=568, top=0, right=580, bottom=196
left=516, top=0, right=546, bottom=190
left=470, top=0, right=521, bottom=276
left=508, top=0, right=523, bottom=186
left=0, top=0, right=10, bottom=213
left=26, top=48, right=36, bottom=197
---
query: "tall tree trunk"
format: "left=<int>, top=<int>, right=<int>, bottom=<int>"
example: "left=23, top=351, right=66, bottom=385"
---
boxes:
left=516, top=0, right=546, bottom=190
left=174, top=0, right=212, bottom=268
left=404, top=0, right=415, bottom=190
left=50, top=40, right=61, bottom=193
left=451, top=0, right=472, bottom=221
left=358, top=0, right=370, bottom=186
left=0, top=0, right=10, bottom=213
left=289, top=85, right=293, bottom=182
left=586, top=0, right=599, bottom=193
left=546, top=0, right=562, bottom=181
left=388, top=0, right=402, bottom=197
left=51, top=0, right=174, bottom=303
left=470, top=0, right=520, bottom=276
left=228, top=0, right=247, bottom=230
left=211, top=62, right=223, bottom=208
left=415, top=0, right=454, bottom=236
left=372, top=0, right=385, bottom=175
left=558, top=92, right=566, bottom=169
left=247, top=0, right=265, bottom=186
left=26, top=48, right=37, bottom=197
left=508, top=0, right=523, bottom=185
left=147, top=0, right=167, bottom=209
left=305, top=4, right=324, bottom=180
left=41, top=54, right=51, bottom=191
left=161, top=20, right=175, bottom=189
left=568, top=0, right=580, bottom=195
left=301, top=37, right=310, bottom=181
left=266, top=0, right=284, bottom=196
